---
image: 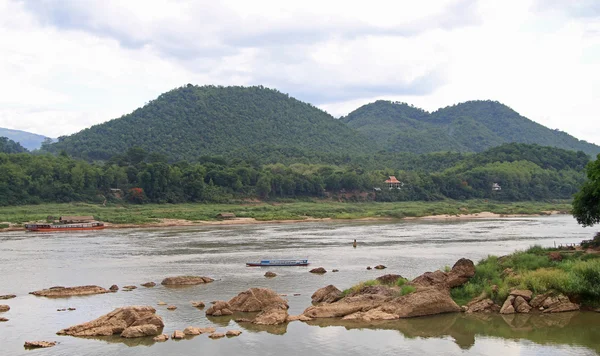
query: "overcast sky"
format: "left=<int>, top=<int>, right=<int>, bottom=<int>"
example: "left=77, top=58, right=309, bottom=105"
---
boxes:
left=1, top=0, right=599, bottom=145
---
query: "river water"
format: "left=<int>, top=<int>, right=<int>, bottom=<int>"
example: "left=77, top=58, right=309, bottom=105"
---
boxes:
left=0, top=215, right=599, bottom=356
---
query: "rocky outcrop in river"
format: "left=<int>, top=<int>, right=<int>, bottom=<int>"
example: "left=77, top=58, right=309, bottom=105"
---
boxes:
left=161, top=276, right=214, bottom=286
left=57, top=306, right=164, bottom=338
left=30, top=285, right=109, bottom=297
left=311, top=285, right=343, bottom=304
left=303, top=258, right=475, bottom=321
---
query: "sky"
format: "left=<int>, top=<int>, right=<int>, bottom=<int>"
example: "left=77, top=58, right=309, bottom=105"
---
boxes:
left=0, top=0, right=599, bottom=144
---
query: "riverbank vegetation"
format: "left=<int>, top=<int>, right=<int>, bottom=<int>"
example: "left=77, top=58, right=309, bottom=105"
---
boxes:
left=450, top=245, right=600, bottom=308
left=0, top=200, right=572, bottom=225
left=0, top=143, right=589, bottom=206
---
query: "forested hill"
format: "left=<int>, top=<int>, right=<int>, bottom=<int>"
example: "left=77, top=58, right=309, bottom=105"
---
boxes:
left=0, top=137, right=28, bottom=153
left=0, top=127, right=52, bottom=151
left=341, top=100, right=600, bottom=156
left=44, top=85, right=377, bottom=161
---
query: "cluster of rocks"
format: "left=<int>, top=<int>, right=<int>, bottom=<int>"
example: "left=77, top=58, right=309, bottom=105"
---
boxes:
left=500, top=290, right=579, bottom=314
left=208, top=288, right=290, bottom=325
left=163, top=327, right=241, bottom=341
left=303, top=258, right=476, bottom=321
left=57, top=306, right=164, bottom=338
left=0, top=304, right=8, bottom=322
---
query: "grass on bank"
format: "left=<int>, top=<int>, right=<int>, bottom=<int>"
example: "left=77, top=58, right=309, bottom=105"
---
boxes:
left=450, top=245, right=600, bottom=307
left=342, top=277, right=412, bottom=297
left=0, top=199, right=572, bottom=225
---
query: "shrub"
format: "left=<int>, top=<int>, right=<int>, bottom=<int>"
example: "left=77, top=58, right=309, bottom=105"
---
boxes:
left=400, top=285, right=416, bottom=295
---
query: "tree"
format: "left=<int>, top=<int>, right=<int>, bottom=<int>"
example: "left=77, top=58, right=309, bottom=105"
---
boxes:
left=572, top=155, right=600, bottom=226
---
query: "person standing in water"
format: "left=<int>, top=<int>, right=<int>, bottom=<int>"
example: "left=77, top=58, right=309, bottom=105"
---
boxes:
left=353, top=239, right=357, bottom=248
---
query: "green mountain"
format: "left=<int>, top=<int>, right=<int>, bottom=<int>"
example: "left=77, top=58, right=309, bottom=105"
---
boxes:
left=0, top=128, right=52, bottom=151
left=46, top=85, right=376, bottom=161
left=341, top=100, right=600, bottom=156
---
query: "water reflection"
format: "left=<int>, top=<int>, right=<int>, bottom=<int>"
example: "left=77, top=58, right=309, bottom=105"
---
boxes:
left=303, top=312, right=599, bottom=353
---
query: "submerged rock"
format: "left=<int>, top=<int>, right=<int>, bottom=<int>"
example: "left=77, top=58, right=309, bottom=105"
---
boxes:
left=167, top=305, right=177, bottom=310
left=0, top=295, right=16, bottom=300
left=57, top=306, right=163, bottom=337
left=123, top=285, right=137, bottom=290
left=287, top=314, right=313, bottom=322
left=374, top=265, right=386, bottom=270
left=226, top=330, right=242, bottom=337
left=141, top=282, right=156, bottom=288
left=153, top=334, right=169, bottom=342
left=161, top=276, right=214, bottom=286
left=311, top=285, right=343, bottom=304
left=24, top=341, right=56, bottom=349
left=209, top=332, right=225, bottom=339
left=30, top=285, right=109, bottom=297
left=309, top=267, right=327, bottom=274
left=0, top=305, right=9, bottom=312
left=264, top=271, right=277, bottom=278
left=0, top=317, right=8, bottom=322
left=172, top=330, right=185, bottom=339
left=109, top=285, right=119, bottom=292
left=191, top=301, right=205, bottom=308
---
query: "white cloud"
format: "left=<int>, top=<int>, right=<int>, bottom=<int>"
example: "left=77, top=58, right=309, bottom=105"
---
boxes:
left=0, top=0, right=599, bottom=145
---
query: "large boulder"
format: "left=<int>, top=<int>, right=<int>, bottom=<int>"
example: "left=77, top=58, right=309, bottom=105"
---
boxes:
left=530, top=292, right=553, bottom=308
left=228, top=288, right=288, bottom=312
left=30, top=285, right=109, bottom=297
left=57, top=306, right=163, bottom=337
left=411, top=259, right=474, bottom=289
left=514, top=296, right=532, bottom=313
left=311, top=285, right=343, bottom=304
left=445, top=258, right=476, bottom=288
left=161, top=276, right=214, bottom=286
left=205, top=301, right=233, bottom=316
left=500, top=296, right=516, bottom=314
left=253, top=305, right=289, bottom=325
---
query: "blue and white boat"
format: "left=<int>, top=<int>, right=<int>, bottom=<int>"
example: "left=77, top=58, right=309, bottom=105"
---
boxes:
left=246, top=259, right=309, bottom=267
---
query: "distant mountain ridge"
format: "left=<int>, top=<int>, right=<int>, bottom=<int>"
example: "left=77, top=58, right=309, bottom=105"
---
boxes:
left=45, top=85, right=377, bottom=161
left=43, top=86, right=599, bottom=161
left=341, top=100, right=600, bottom=156
left=0, top=127, right=52, bottom=151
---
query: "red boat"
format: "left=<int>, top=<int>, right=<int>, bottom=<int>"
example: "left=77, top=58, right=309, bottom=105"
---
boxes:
left=25, top=222, right=106, bottom=232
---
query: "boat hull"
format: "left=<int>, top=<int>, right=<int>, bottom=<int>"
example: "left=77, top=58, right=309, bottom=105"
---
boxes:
left=25, top=223, right=106, bottom=232
left=246, top=259, right=309, bottom=267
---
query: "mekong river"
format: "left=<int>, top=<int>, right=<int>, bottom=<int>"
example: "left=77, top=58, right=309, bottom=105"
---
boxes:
left=1, top=215, right=599, bottom=356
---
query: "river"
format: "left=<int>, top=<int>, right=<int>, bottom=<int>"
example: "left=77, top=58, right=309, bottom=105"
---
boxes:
left=0, top=215, right=598, bottom=355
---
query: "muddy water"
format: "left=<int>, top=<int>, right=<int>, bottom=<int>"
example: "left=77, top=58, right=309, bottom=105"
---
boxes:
left=0, top=215, right=598, bottom=355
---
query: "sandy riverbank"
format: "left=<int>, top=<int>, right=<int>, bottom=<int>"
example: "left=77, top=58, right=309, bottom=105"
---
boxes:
left=0, top=211, right=567, bottom=232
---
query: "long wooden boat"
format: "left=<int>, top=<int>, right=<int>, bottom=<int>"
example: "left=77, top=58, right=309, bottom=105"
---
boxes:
left=25, top=222, right=106, bottom=232
left=246, top=259, right=309, bottom=267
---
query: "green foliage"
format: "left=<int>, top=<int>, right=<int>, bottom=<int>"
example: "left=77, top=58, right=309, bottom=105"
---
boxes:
left=400, top=285, right=416, bottom=295
left=396, top=277, right=408, bottom=287
left=0, top=137, right=28, bottom=154
left=342, top=279, right=381, bottom=296
left=0, top=223, right=8, bottom=229
left=572, top=154, right=600, bottom=227
left=451, top=246, right=600, bottom=307
left=44, top=85, right=376, bottom=161
left=342, top=100, right=600, bottom=156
